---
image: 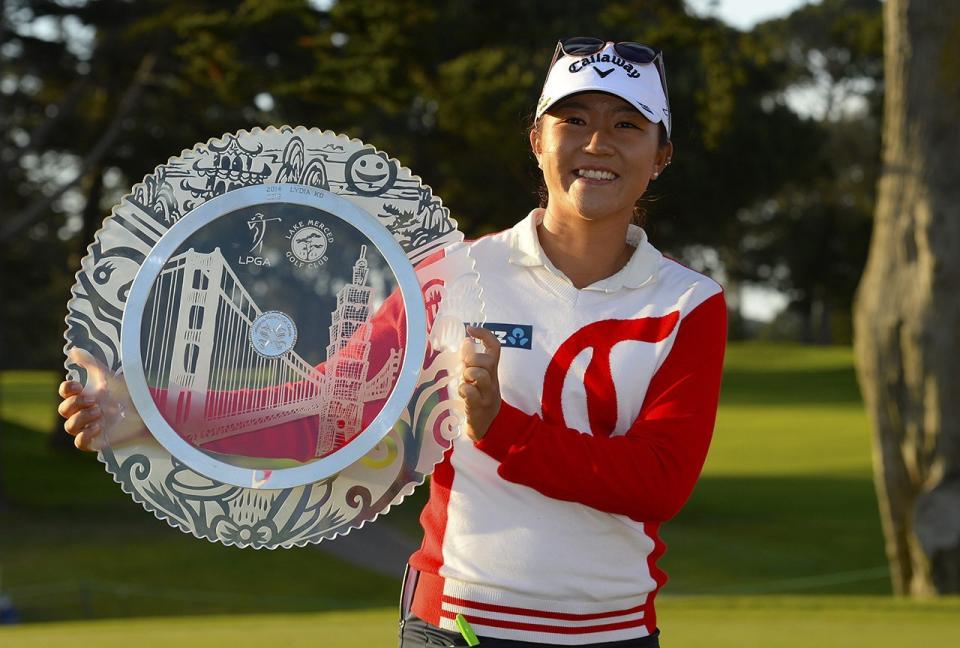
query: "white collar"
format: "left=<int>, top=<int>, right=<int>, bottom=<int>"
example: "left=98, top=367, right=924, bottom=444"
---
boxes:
left=507, top=208, right=661, bottom=292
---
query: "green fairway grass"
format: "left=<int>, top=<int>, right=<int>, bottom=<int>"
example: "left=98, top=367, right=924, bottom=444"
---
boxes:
left=0, top=371, right=413, bottom=621
left=0, top=342, right=898, bottom=634
left=661, top=343, right=887, bottom=595
left=2, top=597, right=959, bottom=647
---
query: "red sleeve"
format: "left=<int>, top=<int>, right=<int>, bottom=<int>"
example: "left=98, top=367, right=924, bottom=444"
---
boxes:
left=474, top=291, right=727, bottom=522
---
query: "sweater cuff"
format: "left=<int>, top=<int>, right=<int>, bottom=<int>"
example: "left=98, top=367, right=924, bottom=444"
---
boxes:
left=474, top=400, right=530, bottom=461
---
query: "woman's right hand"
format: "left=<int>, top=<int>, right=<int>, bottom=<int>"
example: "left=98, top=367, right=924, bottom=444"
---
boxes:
left=58, top=347, right=146, bottom=452
left=58, top=379, right=103, bottom=451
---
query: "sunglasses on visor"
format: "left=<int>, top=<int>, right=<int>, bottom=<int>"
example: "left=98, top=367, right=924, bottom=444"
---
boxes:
left=547, top=37, right=671, bottom=114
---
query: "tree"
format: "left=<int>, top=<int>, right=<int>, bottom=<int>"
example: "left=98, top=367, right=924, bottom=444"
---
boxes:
left=731, top=0, right=883, bottom=343
left=3, top=0, right=823, bottom=371
left=1, top=0, right=335, bottom=373
left=854, top=0, right=960, bottom=595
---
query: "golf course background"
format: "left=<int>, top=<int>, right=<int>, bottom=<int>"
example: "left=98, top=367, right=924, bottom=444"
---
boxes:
left=2, top=342, right=958, bottom=646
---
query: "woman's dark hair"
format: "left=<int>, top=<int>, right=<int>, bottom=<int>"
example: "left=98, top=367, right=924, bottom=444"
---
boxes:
left=528, top=114, right=670, bottom=228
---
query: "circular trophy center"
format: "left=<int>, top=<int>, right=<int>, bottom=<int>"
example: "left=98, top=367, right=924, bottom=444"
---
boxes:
left=249, top=310, right=298, bottom=357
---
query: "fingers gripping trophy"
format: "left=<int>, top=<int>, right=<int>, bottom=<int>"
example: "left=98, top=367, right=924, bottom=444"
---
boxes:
left=60, top=127, right=484, bottom=549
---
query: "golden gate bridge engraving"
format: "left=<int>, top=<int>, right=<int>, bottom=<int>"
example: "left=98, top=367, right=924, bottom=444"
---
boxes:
left=143, top=244, right=401, bottom=459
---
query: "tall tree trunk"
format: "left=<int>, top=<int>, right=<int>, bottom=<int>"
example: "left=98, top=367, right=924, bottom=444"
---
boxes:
left=853, top=0, right=960, bottom=595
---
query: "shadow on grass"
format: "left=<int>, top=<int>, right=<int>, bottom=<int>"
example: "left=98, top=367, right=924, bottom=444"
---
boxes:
left=0, top=418, right=423, bottom=622
left=1, top=342, right=890, bottom=623
left=720, top=367, right=864, bottom=406
left=661, top=473, right=889, bottom=595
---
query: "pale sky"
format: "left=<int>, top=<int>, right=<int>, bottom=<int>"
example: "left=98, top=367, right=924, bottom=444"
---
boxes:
left=686, top=0, right=819, bottom=30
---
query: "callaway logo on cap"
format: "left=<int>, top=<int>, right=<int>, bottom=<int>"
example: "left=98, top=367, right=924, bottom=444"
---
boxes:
left=536, top=42, right=671, bottom=137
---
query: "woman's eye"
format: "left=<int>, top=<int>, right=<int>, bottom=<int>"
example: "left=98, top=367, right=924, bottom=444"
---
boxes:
left=562, top=116, right=585, bottom=125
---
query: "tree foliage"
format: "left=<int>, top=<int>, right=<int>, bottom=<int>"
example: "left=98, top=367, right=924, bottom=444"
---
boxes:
left=1, top=0, right=883, bottom=367
left=732, top=0, right=883, bottom=343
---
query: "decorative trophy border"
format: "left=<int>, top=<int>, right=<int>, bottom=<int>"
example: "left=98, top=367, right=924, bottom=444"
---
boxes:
left=63, top=126, right=482, bottom=548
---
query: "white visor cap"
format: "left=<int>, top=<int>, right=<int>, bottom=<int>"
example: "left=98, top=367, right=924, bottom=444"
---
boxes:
left=535, top=42, right=671, bottom=137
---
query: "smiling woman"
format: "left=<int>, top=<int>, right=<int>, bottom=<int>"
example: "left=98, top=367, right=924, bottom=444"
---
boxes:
left=56, top=35, right=727, bottom=648
left=397, top=38, right=727, bottom=648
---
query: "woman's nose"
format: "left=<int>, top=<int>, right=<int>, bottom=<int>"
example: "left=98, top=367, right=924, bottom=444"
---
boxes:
left=583, top=128, right=614, bottom=154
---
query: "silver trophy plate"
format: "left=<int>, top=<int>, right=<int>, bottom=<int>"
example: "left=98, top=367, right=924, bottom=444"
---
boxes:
left=64, top=127, right=483, bottom=548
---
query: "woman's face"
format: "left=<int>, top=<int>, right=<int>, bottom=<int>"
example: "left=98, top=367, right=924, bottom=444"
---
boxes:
left=531, top=92, right=671, bottom=225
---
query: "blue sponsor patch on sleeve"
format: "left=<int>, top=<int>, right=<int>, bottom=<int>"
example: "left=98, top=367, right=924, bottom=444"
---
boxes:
left=480, top=322, right=533, bottom=349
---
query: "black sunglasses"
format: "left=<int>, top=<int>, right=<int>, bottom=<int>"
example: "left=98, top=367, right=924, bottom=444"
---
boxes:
left=547, top=37, right=670, bottom=115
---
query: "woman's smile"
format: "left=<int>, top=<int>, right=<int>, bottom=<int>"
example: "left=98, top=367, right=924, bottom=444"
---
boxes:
left=572, top=166, right=620, bottom=183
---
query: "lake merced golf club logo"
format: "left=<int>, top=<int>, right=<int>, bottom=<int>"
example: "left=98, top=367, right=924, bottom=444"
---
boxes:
left=286, top=219, right=335, bottom=268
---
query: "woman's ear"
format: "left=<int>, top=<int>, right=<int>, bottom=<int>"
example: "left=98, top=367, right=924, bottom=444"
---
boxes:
left=529, top=127, right=542, bottom=168
left=656, top=140, right=674, bottom=175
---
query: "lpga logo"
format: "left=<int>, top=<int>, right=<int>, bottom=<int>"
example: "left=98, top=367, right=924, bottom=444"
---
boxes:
left=239, top=212, right=280, bottom=267
left=247, top=212, right=280, bottom=253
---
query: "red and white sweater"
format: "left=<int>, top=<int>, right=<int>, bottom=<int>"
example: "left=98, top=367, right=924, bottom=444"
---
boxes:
left=408, top=209, right=727, bottom=645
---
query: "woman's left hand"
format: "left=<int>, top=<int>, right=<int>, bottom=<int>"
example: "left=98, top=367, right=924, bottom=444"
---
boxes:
left=459, top=325, right=502, bottom=441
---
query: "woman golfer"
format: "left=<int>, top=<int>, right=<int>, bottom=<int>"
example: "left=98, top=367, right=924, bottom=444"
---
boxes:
left=60, top=37, right=726, bottom=647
